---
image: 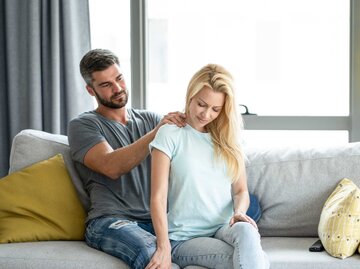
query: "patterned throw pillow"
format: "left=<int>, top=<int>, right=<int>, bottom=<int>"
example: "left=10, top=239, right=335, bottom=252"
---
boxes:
left=318, top=178, right=360, bottom=259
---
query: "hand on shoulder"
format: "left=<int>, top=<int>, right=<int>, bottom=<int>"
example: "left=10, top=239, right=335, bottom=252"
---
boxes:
left=160, top=111, right=186, bottom=128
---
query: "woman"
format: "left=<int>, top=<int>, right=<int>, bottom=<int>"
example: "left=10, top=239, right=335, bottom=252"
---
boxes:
left=146, top=64, right=269, bottom=269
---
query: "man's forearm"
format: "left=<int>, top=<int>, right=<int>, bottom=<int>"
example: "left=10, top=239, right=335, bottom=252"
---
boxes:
left=102, top=129, right=157, bottom=179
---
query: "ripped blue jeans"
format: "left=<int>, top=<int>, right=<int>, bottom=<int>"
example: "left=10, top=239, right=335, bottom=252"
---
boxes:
left=85, top=217, right=159, bottom=269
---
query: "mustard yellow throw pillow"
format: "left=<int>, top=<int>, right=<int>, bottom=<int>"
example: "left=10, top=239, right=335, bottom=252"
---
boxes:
left=318, top=178, right=360, bottom=259
left=0, top=154, right=86, bottom=243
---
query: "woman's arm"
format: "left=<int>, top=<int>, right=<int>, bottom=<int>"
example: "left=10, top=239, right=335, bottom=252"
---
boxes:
left=145, top=148, right=172, bottom=269
left=230, top=161, right=258, bottom=229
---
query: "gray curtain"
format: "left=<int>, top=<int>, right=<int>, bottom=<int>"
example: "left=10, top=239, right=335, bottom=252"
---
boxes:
left=0, top=0, right=94, bottom=177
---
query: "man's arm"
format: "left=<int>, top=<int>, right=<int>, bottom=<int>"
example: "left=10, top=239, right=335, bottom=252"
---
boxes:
left=84, top=111, right=186, bottom=180
left=84, top=128, right=157, bottom=179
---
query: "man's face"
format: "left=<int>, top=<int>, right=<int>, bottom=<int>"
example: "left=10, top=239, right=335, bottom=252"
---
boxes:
left=88, top=64, right=128, bottom=109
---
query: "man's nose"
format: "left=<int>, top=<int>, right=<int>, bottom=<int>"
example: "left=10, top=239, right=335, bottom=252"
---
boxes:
left=112, top=82, right=122, bottom=93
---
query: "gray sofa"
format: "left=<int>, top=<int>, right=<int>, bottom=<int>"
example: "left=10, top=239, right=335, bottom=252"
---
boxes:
left=1, top=129, right=360, bottom=269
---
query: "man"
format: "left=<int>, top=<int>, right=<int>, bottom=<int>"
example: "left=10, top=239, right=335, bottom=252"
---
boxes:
left=68, top=48, right=185, bottom=269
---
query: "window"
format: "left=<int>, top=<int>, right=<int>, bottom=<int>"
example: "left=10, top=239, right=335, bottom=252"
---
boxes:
left=146, top=0, right=351, bottom=146
left=147, top=0, right=349, bottom=117
left=242, top=130, right=349, bottom=148
left=88, top=0, right=131, bottom=105
left=89, top=0, right=360, bottom=146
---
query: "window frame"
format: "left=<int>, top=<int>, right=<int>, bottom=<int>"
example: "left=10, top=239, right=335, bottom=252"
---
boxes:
left=130, top=0, right=360, bottom=142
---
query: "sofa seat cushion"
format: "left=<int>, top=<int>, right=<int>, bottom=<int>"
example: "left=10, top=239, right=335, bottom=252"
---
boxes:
left=0, top=241, right=128, bottom=269
left=1, top=239, right=358, bottom=269
left=0, top=241, right=187, bottom=269
left=262, top=237, right=360, bottom=269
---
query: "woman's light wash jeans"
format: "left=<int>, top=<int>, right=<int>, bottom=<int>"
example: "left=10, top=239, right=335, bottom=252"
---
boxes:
left=171, top=222, right=269, bottom=269
left=85, top=217, right=269, bottom=269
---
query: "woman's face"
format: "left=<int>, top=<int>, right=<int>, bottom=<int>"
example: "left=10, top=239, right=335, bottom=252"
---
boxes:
left=187, top=86, right=225, bottom=132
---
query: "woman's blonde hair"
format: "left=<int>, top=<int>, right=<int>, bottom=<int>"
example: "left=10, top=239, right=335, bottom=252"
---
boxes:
left=185, top=64, right=244, bottom=182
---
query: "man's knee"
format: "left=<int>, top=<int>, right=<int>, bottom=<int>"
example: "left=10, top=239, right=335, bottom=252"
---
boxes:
left=130, top=247, right=153, bottom=268
left=118, top=222, right=157, bottom=268
left=132, top=232, right=157, bottom=267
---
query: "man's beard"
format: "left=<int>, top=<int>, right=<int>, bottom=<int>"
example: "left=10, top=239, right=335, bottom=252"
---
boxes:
left=93, top=89, right=128, bottom=109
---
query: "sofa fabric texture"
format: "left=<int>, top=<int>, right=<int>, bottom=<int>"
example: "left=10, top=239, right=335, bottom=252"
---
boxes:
left=0, top=129, right=359, bottom=268
left=245, top=144, right=360, bottom=237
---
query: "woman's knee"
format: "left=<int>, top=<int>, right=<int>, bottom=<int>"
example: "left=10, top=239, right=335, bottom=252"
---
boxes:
left=230, top=222, right=260, bottom=242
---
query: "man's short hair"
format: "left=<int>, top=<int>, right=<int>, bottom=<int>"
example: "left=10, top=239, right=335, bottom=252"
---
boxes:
left=80, top=49, right=120, bottom=86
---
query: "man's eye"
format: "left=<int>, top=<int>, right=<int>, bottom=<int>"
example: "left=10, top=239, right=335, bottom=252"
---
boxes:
left=101, top=83, right=111, bottom=88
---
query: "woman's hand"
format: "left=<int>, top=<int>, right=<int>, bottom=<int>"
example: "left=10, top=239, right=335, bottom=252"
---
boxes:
left=230, top=211, right=258, bottom=230
left=145, top=246, right=172, bottom=269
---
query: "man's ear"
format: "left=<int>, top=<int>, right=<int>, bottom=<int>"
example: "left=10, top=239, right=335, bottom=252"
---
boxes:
left=86, top=85, right=95, bottom=96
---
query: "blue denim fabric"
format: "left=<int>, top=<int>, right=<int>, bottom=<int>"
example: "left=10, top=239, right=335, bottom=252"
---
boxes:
left=171, top=237, right=233, bottom=269
left=247, top=193, right=262, bottom=223
left=85, top=217, right=157, bottom=269
left=171, top=223, right=269, bottom=269
left=215, top=222, right=269, bottom=269
left=84, top=194, right=262, bottom=269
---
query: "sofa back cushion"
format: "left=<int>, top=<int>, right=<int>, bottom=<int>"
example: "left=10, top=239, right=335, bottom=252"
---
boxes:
left=245, top=143, right=360, bottom=237
left=8, top=129, right=90, bottom=210
left=8, top=130, right=360, bottom=238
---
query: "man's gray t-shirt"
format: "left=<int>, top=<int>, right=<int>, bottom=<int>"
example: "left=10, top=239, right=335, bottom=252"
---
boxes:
left=68, top=108, right=161, bottom=223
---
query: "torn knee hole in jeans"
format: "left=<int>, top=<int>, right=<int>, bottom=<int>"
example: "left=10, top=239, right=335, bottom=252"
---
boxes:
left=108, top=220, right=132, bottom=229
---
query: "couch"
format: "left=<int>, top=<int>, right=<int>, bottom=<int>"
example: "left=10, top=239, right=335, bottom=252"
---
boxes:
left=0, top=129, right=360, bottom=269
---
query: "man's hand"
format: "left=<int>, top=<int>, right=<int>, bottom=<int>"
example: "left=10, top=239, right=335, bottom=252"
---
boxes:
left=145, top=247, right=172, bottom=269
left=160, top=111, right=186, bottom=128
left=230, top=212, right=258, bottom=230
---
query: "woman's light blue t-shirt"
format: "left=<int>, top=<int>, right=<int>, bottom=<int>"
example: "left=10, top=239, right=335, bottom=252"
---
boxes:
left=150, top=124, right=233, bottom=241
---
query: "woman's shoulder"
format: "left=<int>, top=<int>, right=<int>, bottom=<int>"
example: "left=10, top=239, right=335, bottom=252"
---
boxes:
left=158, top=123, right=183, bottom=133
left=156, top=124, right=186, bottom=144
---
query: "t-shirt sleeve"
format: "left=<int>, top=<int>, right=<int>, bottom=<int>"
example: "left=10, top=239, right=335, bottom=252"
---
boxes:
left=148, top=111, right=162, bottom=127
left=149, top=124, right=177, bottom=160
left=68, top=117, right=106, bottom=164
left=137, top=109, right=162, bottom=129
